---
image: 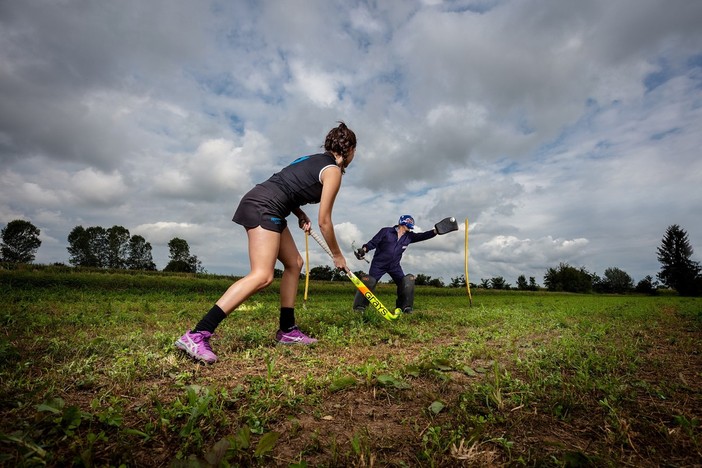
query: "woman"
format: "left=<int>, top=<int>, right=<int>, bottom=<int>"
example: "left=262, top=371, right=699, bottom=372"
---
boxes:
left=176, top=122, right=356, bottom=363
left=352, top=215, right=437, bottom=314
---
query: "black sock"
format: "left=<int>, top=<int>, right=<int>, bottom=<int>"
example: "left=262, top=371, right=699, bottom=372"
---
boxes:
left=193, top=304, right=227, bottom=334
left=279, top=307, right=295, bottom=332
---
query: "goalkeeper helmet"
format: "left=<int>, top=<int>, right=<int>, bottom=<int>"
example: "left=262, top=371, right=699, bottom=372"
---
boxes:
left=398, top=215, right=415, bottom=230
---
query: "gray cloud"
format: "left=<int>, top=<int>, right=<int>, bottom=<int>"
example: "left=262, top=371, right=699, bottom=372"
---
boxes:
left=1, top=0, right=701, bottom=287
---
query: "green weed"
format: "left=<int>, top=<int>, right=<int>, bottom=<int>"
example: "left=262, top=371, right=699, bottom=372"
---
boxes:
left=0, top=269, right=700, bottom=466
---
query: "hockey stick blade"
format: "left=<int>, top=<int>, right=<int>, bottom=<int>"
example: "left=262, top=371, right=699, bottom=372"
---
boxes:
left=309, top=229, right=399, bottom=321
left=345, top=270, right=399, bottom=321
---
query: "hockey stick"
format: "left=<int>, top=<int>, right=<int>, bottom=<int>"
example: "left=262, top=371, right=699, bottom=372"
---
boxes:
left=309, top=229, right=399, bottom=321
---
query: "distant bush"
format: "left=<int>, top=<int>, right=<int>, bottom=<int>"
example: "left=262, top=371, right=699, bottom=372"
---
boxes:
left=544, top=263, right=593, bottom=293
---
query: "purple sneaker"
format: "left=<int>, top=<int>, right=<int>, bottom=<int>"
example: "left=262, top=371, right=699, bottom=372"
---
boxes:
left=175, top=330, right=218, bottom=363
left=275, top=326, right=318, bottom=345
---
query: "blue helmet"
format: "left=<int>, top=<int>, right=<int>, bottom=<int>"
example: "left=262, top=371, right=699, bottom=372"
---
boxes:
left=398, top=214, right=415, bottom=230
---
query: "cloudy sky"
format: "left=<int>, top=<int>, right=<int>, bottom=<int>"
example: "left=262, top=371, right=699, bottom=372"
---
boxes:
left=2, top=0, right=701, bottom=286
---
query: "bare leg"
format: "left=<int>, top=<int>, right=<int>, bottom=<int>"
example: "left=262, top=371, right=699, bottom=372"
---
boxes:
left=277, top=227, right=303, bottom=308
left=273, top=228, right=317, bottom=344
left=215, top=226, right=280, bottom=314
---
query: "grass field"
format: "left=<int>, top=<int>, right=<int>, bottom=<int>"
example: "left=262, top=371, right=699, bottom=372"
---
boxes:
left=1, top=267, right=700, bottom=467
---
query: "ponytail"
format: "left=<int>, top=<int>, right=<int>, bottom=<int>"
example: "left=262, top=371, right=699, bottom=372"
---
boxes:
left=324, top=121, right=357, bottom=159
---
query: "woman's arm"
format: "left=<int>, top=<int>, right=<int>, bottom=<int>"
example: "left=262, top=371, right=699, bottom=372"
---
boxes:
left=292, top=207, right=311, bottom=231
left=318, top=166, right=346, bottom=270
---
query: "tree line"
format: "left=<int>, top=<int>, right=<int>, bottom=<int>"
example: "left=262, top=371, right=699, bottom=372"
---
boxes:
left=2, top=220, right=701, bottom=296
left=469, top=225, right=701, bottom=296
left=0, top=220, right=203, bottom=273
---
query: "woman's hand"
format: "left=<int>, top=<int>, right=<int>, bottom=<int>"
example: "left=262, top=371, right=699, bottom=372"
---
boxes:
left=297, top=212, right=311, bottom=232
left=333, top=253, right=347, bottom=272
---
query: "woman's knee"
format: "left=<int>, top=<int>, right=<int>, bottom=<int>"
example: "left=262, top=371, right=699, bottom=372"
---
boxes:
left=250, top=270, right=274, bottom=290
left=283, top=254, right=304, bottom=275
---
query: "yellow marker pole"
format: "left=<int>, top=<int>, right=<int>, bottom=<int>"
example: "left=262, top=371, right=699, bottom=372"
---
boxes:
left=464, top=218, right=472, bottom=306
left=303, top=231, right=310, bottom=307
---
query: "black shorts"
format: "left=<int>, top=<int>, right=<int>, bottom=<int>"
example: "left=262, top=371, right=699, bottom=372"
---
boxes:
left=232, top=185, right=289, bottom=233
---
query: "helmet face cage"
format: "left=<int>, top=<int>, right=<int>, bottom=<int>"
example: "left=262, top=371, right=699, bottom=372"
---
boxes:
left=398, top=215, right=415, bottom=230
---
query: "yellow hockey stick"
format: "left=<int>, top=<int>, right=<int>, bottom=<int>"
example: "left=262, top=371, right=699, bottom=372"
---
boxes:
left=309, top=229, right=399, bottom=321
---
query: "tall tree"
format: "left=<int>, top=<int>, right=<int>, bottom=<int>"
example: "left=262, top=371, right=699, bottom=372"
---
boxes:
left=86, top=226, right=109, bottom=267
left=1, top=219, right=42, bottom=263
left=67, top=225, right=108, bottom=267
left=516, top=275, right=528, bottom=290
left=657, top=224, right=701, bottom=296
left=67, top=226, right=91, bottom=267
left=126, top=235, right=156, bottom=270
left=168, top=237, right=190, bottom=263
left=106, top=225, right=131, bottom=269
left=164, top=237, right=202, bottom=273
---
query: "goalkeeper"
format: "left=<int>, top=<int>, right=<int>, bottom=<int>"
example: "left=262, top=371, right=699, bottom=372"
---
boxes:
left=352, top=215, right=457, bottom=314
